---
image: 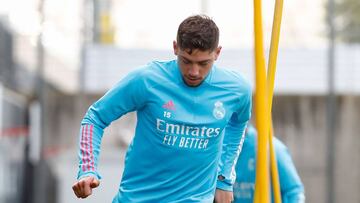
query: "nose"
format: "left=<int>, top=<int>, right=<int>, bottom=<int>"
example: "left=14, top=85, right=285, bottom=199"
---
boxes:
left=188, top=65, right=200, bottom=78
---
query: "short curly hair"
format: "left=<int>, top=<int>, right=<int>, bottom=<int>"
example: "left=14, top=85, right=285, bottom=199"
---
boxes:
left=176, top=15, right=219, bottom=54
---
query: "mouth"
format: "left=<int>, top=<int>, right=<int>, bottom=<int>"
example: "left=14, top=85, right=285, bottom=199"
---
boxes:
left=184, top=77, right=202, bottom=86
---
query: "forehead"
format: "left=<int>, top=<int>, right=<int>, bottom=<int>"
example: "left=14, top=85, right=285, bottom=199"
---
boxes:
left=178, top=49, right=215, bottom=61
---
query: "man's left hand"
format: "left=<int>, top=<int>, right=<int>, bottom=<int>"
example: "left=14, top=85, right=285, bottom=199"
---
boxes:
left=214, top=189, right=233, bottom=203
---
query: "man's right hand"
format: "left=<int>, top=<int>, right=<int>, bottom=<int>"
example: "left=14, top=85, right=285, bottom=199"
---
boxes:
left=72, top=176, right=100, bottom=198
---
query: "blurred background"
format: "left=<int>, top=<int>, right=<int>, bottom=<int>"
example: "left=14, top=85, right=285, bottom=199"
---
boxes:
left=0, top=0, right=359, bottom=202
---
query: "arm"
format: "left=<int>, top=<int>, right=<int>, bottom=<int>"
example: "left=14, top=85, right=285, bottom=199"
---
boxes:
left=73, top=68, right=148, bottom=197
left=216, top=91, right=252, bottom=193
left=275, top=140, right=305, bottom=203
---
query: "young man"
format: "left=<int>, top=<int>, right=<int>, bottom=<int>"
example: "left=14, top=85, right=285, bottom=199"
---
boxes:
left=72, top=15, right=252, bottom=203
left=233, top=125, right=305, bottom=203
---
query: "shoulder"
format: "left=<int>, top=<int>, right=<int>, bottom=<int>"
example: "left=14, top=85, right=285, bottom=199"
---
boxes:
left=273, top=137, right=288, bottom=152
left=210, top=66, right=252, bottom=95
left=127, top=60, right=177, bottom=87
left=129, top=60, right=172, bottom=77
left=273, top=137, right=294, bottom=162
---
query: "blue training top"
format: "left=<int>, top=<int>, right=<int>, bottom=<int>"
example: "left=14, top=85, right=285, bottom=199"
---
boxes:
left=233, top=125, right=305, bottom=203
left=76, top=59, right=252, bottom=203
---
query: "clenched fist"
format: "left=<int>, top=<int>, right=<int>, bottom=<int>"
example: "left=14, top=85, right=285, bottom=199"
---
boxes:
left=72, top=176, right=100, bottom=198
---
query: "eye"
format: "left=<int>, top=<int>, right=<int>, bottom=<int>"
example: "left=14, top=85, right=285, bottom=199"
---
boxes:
left=182, top=58, right=190, bottom=64
left=199, top=61, right=210, bottom=66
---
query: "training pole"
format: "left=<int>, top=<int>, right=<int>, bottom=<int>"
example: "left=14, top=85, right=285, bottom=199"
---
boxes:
left=253, top=0, right=271, bottom=202
left=267, top=0, right=284, bottom=202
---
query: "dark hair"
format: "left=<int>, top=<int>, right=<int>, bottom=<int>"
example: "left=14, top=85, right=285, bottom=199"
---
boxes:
left=176, top=15, right=219, bottom=54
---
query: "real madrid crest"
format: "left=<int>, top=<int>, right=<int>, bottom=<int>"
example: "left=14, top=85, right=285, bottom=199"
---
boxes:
left=213, top=101, right=226, bottom=120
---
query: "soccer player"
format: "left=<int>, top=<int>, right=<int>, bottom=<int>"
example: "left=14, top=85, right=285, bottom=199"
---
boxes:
left=233, top=124, right=305, bottom=203
left=72, top=15, right=252, bottom=203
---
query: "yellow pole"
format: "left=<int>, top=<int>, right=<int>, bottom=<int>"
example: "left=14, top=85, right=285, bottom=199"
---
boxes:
left=253, top=0, right=270, bottom=202
left=267, top=0, right=284, bottom=203
left=269, top=122, right=282, bottom=203
left=267, top=0, right=283, bottom=108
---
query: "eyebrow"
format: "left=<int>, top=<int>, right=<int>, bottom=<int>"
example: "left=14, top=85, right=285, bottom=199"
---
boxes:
left=180, top=56, right=211, bottom=64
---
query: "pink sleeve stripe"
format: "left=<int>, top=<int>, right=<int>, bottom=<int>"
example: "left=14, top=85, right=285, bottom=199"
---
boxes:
left=80, top=125, right=86, bottom=171
left=89, top=125, right=95, bottom=171
left=80, top=124, right=95, bottom=172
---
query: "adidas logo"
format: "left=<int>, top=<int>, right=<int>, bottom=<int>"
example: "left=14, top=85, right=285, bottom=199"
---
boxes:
left=162, top=100, right=176, bottom=110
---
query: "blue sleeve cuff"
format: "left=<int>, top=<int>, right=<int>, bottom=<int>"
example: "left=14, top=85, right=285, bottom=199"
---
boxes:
left=77, top=171, right=102, bottom=180
left=216, top=180, right=233, bottom=192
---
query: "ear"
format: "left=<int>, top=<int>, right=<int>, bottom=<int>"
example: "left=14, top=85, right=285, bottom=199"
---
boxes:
left=173, top=40, right=178, bottom=55
left=214, top=46, right=222, bottom=60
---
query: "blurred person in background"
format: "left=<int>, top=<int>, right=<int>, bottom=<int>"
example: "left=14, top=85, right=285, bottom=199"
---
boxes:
left=233, top=124, right=305, bottom=203
left=72, top=14, right=252, bottom=203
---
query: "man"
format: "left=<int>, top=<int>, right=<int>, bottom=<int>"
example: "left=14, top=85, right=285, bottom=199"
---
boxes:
left=233, top=124, right=305, bottom=203
left=72, top=15, right=252, bottom=203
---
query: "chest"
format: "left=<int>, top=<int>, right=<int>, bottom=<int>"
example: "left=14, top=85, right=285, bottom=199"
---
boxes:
left=144, top=84, right=240, bottom=129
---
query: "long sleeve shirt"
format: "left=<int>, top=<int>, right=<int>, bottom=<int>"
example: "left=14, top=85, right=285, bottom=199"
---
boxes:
left=233, top=125, right=305, bottom=203
left=77, top=59, right=252, bottom=203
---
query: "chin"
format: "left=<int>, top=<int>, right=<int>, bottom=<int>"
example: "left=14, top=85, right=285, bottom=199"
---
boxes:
left=185, top=80, right=202, bottom=87
left=187, top=83, right=199, bottom=87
